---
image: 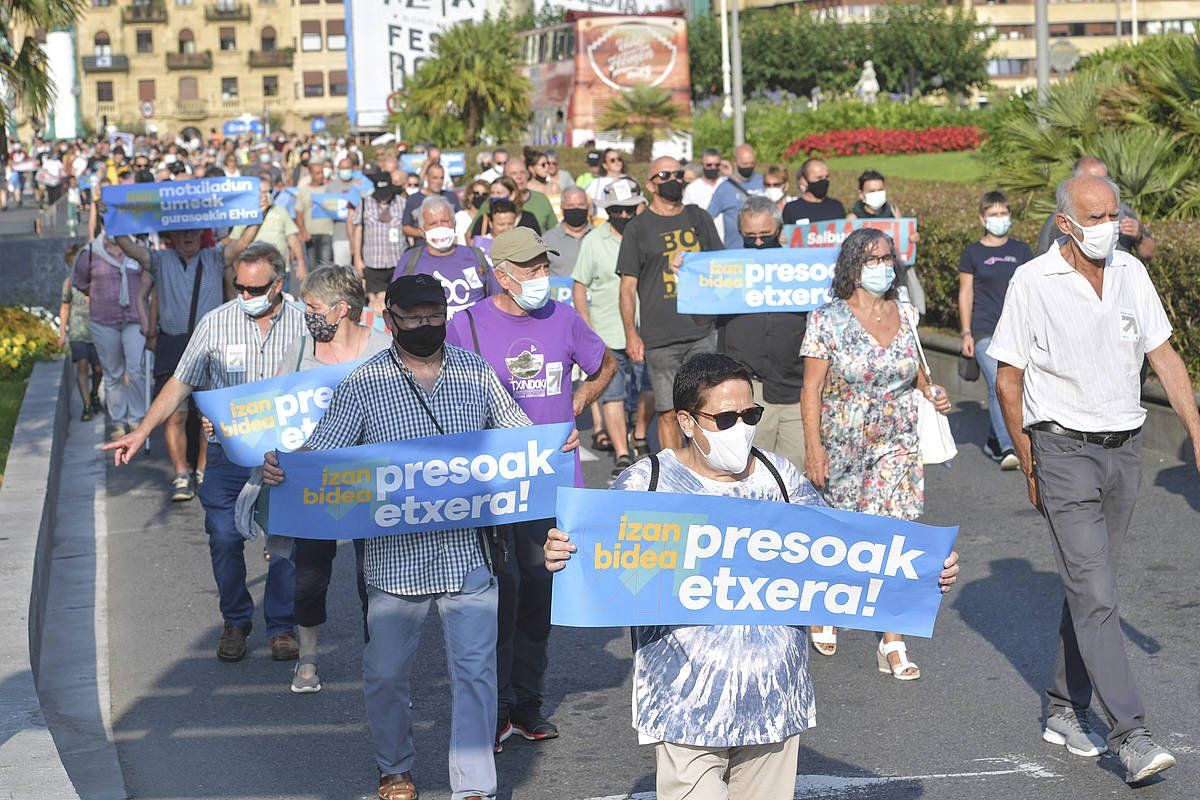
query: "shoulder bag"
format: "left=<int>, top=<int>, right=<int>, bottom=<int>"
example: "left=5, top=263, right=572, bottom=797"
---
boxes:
left=902, top=303, right=957, bottom=465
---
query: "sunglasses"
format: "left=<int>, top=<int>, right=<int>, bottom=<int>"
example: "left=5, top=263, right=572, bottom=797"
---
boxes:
left=693, top=405, right=765, bottom=430
left=652, top=170, right=686, bottom=182
left=608, top=205, right=637, bottom=217
left=233, top=281, right=275, bottom=296
left=606, top=157, right=623, bottom=164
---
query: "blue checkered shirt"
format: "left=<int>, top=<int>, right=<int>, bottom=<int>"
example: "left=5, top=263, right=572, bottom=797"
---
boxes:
left=303, top=343, right=532, bottom=596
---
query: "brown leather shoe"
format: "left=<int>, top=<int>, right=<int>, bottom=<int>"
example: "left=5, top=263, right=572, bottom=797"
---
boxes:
left=270, top=632, right=300, bottom=661
left=217, top=623, right=251, bottom=662
left=378, top=771, right=418, bottom=800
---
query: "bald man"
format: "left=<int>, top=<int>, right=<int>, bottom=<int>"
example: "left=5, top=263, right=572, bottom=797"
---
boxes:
left=542, top=186, right=593, bottom=276
left=991, top=175, right=1196, bottom=783
left=1036, top=156, right=1155, bottom=260
left=707, top=143, right=763, bottom=248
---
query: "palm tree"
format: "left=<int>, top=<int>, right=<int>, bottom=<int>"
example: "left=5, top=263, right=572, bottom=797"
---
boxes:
left=597, top=85, right=687, bottom=162
left=399, top=16, right=531, bottom=146
left=0, top=0, right=81, bottom=162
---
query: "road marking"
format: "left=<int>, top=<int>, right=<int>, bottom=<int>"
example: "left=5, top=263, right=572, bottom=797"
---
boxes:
left=583, top=756, right=1058, bottom=800
left=579, top=445, right=599, bottom=462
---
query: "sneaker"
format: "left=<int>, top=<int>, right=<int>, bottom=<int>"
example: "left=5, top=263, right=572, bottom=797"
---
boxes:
left=1118, top=732, right=1176, bottom=783
left=270, top=632, right=300, bottom=661
left=985, top=435, right=1002, bottom=460
left=999, top=450, right=1021, bottom=471
left=217, top=623, right=251, bottom=662
left=510, top=703, right=559, bottom=741
left=291, top=659, right=321, bottom=693
left=170, top=473, right=195, bottom=502
left=495, top=718, right=513, bottom=753
left=81, top=404, right=93, bottom=422
left=1043, top=709, right=1107, bottom=757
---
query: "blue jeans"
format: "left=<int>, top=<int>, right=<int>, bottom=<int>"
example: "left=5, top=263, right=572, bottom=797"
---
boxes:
left=975, top=336, right=1014, bottom=454
left=198, top=443, right=295, bottom=636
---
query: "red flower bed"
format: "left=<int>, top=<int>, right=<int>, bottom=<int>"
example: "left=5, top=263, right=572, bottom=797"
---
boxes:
left=781, top=126, right=984, bottom=159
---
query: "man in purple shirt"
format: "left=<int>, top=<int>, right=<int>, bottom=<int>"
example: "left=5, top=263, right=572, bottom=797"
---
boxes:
left=393, top=194, right=493, bottom=319
left=446, top=227, right=615, bottom=752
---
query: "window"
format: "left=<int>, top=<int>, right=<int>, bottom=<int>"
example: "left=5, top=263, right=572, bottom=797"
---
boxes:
left=329, top=69, right=347, bottom=96
left=178, top=29, right=195, bottom=54
left=220, top=27, right=237, bottom=51
left=175, top=0, right=193, bottom=5
left=97, top=81, right=114, bottom=102
left=136, top=29, right=153, bottom=53
left=326, top=20, right=346, bottom=51
left=303, top=70, right=324, bottom=97
left=178, top=76, right=198, bottom=100
left=263, top=75, right=279, bottom=96
left=987, top=58, right=1026, bottom=77
left=221, top=77, right=238, bottom=99
left=138, top=80, right=156, bottom=101
left=300, top=0, right=319, bottom=4
left=94, top=31, right=112, bottom=57
left=92, top=0, right=111, bottom=6
left=301, top=21, right=321, bottom=51
left=260, top=26, right=276, bottom=51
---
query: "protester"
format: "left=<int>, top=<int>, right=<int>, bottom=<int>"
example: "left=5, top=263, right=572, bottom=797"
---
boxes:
left=708, top=144, right=764, bottom=248
left=800, top=228, right=951, bottom=676
left=393, top=195, right=493, bottom=318
left=618, top=156, right=722, bottom=451
left=262, top=273, right=578, bottom=800
left=58, top=248, right=103, bottom=422
left=401, top=161, right=461, bottom=243
left=503, top=159, right=556, bottom=233
left=72, top=233, right=148, bottom=439
left=281, top=266, right=391, bottom=694
left=446, top=227, right=613, bottom=752
left=545, top=352, right=961, bottom=800
left=459, top=179, right=491, bottom=244
left=526, top=150, right=555, bottom=197
left=574, top=178, right=653, bottom=475
left=575, top=150, right=602, bottom=192
left=783, top=159, right=845, bottom=224
left=585, top=148, right=627, bottom=217
left=990, top=175, right=1198, bottom=783
left=718, top=196, right=807, bottom=470
left=351, top=173, right=410, bottom=311
left=477, top=147, right=509, bottom=183
left=1035, top=157, right=1155, bottom=261
left=106, top=242, right=305, bottom=663
left=295, top=160, right=336, bottom=270
left=763, top=165, right=790, bottom=210
left=957, top=190, right=1032, bottom=470
left=544, top=149, right=574, bottom=191
left=326, top=157, right=360, bottom=267
left=469, top=178, right=541, bottom=241
left=541, top=186, right=592, bottom=276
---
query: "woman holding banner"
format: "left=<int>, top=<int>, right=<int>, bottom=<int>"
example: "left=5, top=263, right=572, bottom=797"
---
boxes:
left=545, top=353, right=960, bottom=800
left=800, top=228, right=951, bottom=680
left=279, top=265, right=392, bottom=694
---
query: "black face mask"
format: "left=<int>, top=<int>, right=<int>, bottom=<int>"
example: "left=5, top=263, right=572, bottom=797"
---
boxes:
left=562, top=207, right=589, bottom=228
left=470, top=193, right=487, bottom=209
left=608, top=213, right=633, bottom=234
left=702, top=167, right=720, bottom=181
left=744, top=235, right=782, bottom=250
left=736, top=165, right=755, bottom=180
left=373, top=186, right=396, bottom=203
left=656, top=179, right=684, bottom=203
left=807, top=179, right=830, bottom=200
left=393, top=323, right=446, bottom=358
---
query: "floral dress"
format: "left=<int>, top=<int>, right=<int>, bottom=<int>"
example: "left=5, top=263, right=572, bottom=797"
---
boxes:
left=800, top=298, right=923, bottom=520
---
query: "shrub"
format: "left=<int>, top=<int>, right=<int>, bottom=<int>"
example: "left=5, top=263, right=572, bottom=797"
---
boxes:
left=0, top=306, right=61, bottom=381
left=782, top=126, right=983, bottom=159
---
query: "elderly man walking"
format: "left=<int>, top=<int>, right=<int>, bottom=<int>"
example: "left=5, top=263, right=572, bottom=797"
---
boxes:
left=990, top=175, right=1200, bottom=784
left=707, top=144, right=764, bottom=248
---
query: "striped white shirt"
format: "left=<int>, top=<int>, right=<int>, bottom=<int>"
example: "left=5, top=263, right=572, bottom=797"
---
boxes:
left=174, top=300, right=306, bottom=390
left=303, top=343, right=532, bottom=596
left=987, top=246, right=1171, bottom=433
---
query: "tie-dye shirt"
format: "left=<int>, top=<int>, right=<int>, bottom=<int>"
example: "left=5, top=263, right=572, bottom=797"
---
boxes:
left=613, top=448, right=822, bottom=748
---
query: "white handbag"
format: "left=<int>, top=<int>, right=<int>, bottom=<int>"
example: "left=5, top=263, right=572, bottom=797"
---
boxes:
left=903, top=305, right=957, bottom=465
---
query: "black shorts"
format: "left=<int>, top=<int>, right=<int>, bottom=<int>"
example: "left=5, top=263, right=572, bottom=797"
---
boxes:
left=69, top=340, right=100, bottom=365
left=364, top=266, right=394, bottom=295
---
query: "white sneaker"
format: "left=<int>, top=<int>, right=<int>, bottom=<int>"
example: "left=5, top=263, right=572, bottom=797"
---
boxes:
left=1000, top=451, right=1021, bottom=471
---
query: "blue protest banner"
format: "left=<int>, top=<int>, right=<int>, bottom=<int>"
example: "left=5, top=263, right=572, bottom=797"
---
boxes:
left=267, top=423, right=576, bottom=540
left=223, top=119, right=264, bottom=136
left=549, top=276, right=575, bottom=308
left=551, top=488, right=958, bottom=637
left=274, top=186, right=298, bottom=217
left=784, top=217, right=919, bottom=265
left=102, top=176, right=262, bottom=236
left=677, top=248, right=837, bottom=314
left=193, top=358, right=364, bottom=467
left=311, top=192, right=355, bottom=221
left=311, top=117, right=327, bottom=133
left=400, top=152, right=467, bottom=178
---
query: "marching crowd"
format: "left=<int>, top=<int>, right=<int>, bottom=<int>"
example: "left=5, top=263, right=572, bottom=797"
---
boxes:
left=20, top=125, right=1195, bottom=798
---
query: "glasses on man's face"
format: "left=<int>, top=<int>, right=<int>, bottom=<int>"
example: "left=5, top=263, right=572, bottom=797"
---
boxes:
left=744, top=232, right=778, bottom=244
left=652, top=170, right=686, bottom=182
left=608, top=205, right=637, bottom=217
left=233, top=281, right=275, bottom=297
left=693, top=405, right=765, bottom=431
left=388, top=311, right=447, bottom=328
left=864, top=255, right=895, bottom=268
left=702, top=162, right=721, bottom=170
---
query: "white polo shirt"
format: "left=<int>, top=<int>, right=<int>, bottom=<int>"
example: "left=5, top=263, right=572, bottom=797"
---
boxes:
left=987, top=244, right=1171, bottom=433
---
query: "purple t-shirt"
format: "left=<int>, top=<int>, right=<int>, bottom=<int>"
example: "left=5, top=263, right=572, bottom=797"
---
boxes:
left=446, top=297, right=607, bottom=486
left=392, top=244, right=496, bottom=318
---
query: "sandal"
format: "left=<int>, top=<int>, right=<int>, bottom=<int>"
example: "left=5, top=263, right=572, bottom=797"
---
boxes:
left=378, top=771, right=418, bottom=800
left=630, top=435, right=650, bottom=458
left=591, top=430, right=614, bottom=452
left=611, top=453, right=633, bottom=479
left=876, top=638, right=920, bottom=681
left=810, top=626, right=837, bottom=656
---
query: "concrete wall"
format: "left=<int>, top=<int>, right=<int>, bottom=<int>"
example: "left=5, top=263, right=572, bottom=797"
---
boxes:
left=0, top=236, right=83, bottom=311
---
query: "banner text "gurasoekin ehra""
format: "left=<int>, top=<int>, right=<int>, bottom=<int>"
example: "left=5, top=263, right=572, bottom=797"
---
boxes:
left=267, top=423, right=576, bottom=540
left=551, top=488, right=958, bottom=637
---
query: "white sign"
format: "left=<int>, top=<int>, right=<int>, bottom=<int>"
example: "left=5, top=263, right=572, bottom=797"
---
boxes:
left=348, top=0, right=492, bottom=128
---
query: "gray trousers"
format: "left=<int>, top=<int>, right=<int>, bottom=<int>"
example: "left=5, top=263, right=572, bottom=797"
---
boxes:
left=364, top=566, right=498, bottom=800
left=1031, top=428, right=1146, bottom=749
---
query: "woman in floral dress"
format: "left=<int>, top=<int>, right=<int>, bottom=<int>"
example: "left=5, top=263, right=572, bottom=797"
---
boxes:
left=800, top=228, right=951, bottom=680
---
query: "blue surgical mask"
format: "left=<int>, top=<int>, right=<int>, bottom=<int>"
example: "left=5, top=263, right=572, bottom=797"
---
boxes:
left=508, top=272, right=550, bottom=311
left=238, top=292, right=274, bottom=317
left=859, top=263, right=895, bottom=296
left=984, top=215, right=1012, bottom=237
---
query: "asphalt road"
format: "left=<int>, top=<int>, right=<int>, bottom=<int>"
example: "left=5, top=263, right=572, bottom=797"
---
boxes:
left=102, top=398, right=1200, bottom=800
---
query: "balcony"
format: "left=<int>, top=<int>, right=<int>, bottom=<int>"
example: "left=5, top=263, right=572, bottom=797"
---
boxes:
left=82, top=54, right=129, bottom=73
left=248, top=48, right=293, bottom=68
left=174, top=99, right=209, bottom=120
left=205, top=2, right=250, bottom=21
left=122, top=1, right=167, bottom=23
left=95, top=101, right=119, bottom=119
left=219, top=98, right=243, bottom=114
left=166, top=51, right=213, bottom=70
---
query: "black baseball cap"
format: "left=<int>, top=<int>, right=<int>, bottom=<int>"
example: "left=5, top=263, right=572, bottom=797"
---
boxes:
left=586, top=150, right=601, bottom=167
left=385, top=274, right=447, bottom=310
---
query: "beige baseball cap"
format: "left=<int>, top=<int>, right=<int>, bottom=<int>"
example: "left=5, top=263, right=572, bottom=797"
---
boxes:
left=490, top=227, right=559, bottom=265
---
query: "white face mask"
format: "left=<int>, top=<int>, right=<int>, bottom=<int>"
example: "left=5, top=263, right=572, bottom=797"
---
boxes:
left=984, top=215, right=1012, bottom=237
left=686, top=419, right=756, bottom=474
left=405, top=186, right=420, bottom=196
left=337, top=168, right=353, bottom=181
left=763, top=186, right=784, bottom=203
left=425, top=225, right=456, bottom=251
left=864, top=190, right=887, bottom=210
left=1066, top=216, right=1119, bottom=261
left=507, top=272, right=550, bottom=311
left=238, top=291, right=274, bottom=318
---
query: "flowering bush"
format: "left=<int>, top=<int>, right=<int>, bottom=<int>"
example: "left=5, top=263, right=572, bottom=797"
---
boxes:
left=782, top=126, right=984, bottom=159
left=0, top=306, right=61, bottom=380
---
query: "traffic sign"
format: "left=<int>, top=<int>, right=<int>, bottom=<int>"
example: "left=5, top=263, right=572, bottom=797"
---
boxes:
left=311, top=117, right=326, bottom=133
left=140, top=100, right=155, bottom=119
left=386, top=92, right=404, bottom=115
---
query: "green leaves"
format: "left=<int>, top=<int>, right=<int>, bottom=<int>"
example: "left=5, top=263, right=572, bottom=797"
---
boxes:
left=597, top=85, right=686, bottom=161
